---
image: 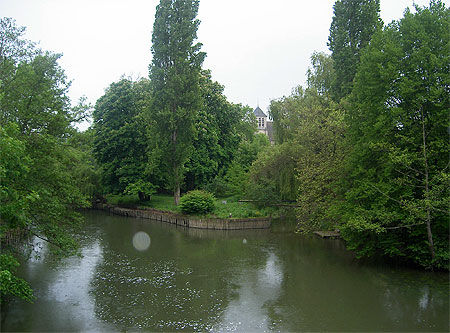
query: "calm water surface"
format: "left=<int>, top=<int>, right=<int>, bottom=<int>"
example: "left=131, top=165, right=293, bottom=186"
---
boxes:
left=2, top=210, right=449, bottom=331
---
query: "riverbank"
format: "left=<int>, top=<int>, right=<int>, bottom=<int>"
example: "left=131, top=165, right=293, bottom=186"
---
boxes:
left=94, top=203, right=271, bottom=230
left=105, top=193, right=276, bottom=219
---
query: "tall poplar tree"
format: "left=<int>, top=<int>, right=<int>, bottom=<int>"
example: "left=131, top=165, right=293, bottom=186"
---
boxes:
left=328, top=0, right=382, bottom=101
left=149, top=0, right=205, bottom=205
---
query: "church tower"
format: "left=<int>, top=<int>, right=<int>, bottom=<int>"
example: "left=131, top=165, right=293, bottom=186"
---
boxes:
left=253, top=106, right=274, bottom=144
left=254, top=106, right=267, bottom=130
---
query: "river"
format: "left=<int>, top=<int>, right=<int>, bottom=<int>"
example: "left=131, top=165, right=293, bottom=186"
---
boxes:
left=2, top=210, right=448, bottom=331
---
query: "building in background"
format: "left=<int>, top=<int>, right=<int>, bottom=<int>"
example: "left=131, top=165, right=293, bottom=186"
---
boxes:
left=253, top=106, right=274, bottom=144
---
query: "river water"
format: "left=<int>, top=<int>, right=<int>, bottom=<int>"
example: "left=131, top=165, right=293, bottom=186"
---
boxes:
left=2, top=210, right=448, bottom=332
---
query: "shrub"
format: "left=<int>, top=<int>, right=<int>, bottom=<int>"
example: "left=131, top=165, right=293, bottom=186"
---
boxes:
left=179, top=190, right=215, bottom=215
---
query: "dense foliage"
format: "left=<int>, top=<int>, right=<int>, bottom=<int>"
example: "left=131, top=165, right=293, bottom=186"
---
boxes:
left=340, top=1, right=449, bottom=269
left=92, top=78, right=152, bottom=197
left=0, top=18, right=92, bottom=302
left=328, top=0, right=382, bottom=100
left=184, top=71, right=254, bottom=191
left=0, top=254, right=33, bottom=304
left=251, top=53, right=345, bottom=230
left=179, top=190, right=215, bottom=215
left=248, top=0, right=449, bottom=270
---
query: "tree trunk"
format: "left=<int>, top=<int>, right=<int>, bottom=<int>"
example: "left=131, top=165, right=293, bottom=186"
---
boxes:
left=172, top=125, right=180, bottom=206
left=138, top=191, right=149, bottom=202
left=421, top=108, right=435, bottom=265
left=174, top=184, right=180, bottom=206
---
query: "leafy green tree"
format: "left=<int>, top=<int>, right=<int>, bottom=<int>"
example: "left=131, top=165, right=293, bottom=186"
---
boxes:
left=184, top=71, right=246, bottom=191
left=0, top=18, right=90, bottom=302
left=247, top=142, right=299, bottom=205
left=149, top=0, right=206, bottom=205
left=306, top=51, right=336, bottom=97
left=93, top=78, right=151, bottom=198
left=235, top=105, right=258, bottom=143
left=67, top=128, right=103, bottom=202
left=0, top=254, right=33, bottom=303
left=256, top=87, right=344, bottom=227
left=341, top=1, right=449, bottom=269
left=0, top=17, right=37, bottom=84
left=252, top=52, right=344, bottom=224
left=219, top=133, right=269, bottom=197
left=293, top=89, right=345, bottom=233
left=328, top=0, right=382, bottom=100
left=269, top=89, right=303, bottom=145
left=0, top=123, right=32, bottom=237
left=234, top=133, right=270, bottom=171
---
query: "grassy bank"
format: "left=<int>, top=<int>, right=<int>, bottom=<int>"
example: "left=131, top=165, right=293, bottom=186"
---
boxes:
left=105, top=193, right=275, bottom=219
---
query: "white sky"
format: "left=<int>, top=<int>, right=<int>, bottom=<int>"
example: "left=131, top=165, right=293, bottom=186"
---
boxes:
left=0, top=0, right=432, bottom=118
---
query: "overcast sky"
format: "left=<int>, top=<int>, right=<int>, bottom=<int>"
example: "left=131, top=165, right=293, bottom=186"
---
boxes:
left=1, top=0, right=432, bottom=118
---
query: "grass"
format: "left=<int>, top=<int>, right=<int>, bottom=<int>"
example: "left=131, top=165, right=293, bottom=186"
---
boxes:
left=106, top=193, right=179, bottom=212
left=140, top=194, right=179, bottom=212
left=211, top=196, right=274, bottom=219
left=105, top=193, right=275, bottom=219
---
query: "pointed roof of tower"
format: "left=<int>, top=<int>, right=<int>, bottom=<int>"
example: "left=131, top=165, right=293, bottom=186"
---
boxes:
left=253, top=106, right=267, bottom=118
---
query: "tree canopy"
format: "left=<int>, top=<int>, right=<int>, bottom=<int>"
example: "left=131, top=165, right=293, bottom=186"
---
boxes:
left=149, top=0, right=206, bottom=205
left=249, top=0, right=449, bottom=270
left=340, top=0, right=449, bottom=269
left=328, top=0, right=382, bottom=100
left=93, top=78, right=152, bottom=198
left=0, top=18, right=92, bottom=302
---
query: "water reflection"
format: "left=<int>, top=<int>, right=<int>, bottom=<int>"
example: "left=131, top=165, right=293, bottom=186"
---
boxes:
left=379, top=275, right=448, bottom=331
left=2, top=236, right=111, bottom=332
left=2, top=210, right=449, bottom=332
left=87, top=215, right=247, bottom=331
left=214, top=251, right=283, bottom=331
left=47, top=241, right=103, bottom=330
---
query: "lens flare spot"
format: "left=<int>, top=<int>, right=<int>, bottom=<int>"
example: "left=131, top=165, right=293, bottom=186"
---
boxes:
left=132, top=231, right=151, bottom=251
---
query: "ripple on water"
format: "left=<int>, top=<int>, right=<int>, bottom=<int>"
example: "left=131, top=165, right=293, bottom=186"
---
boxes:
left=89, top=252, right=227, bottom=330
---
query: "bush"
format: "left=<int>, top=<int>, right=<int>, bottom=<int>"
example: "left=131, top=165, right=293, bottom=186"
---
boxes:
left=179, top=190, right=215, bottom=215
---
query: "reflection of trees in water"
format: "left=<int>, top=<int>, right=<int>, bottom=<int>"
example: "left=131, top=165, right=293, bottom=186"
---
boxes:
left=87, top=212, right=449, bottom=331
left=88, top=214, right=270, bottom=331
left=5, top=211, right=448, bottom=331
left=261, top=234, right=449, bottom=331
left=378, top=273, right=448, bottom=331
left=181, top=225, right=270, bottom=240
left=3, top=236, right=108, bottom=332
left=213, top=250, right=284, bottom=331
